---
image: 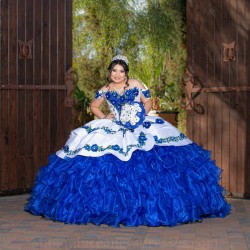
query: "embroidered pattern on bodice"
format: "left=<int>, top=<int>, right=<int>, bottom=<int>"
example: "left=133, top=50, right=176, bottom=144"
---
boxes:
left=94, top=87, right=151, bottom=122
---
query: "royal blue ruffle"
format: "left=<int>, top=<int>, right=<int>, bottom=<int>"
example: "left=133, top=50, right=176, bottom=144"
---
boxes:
left=25, top=143, right=231, bottom=227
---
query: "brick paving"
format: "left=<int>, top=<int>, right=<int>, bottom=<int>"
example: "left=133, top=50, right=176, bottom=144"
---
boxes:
left=0, top=195, right=249, bottom=250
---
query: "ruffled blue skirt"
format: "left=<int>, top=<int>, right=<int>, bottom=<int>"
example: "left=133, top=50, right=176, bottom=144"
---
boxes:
left=25, top=143, right=231, bottom=227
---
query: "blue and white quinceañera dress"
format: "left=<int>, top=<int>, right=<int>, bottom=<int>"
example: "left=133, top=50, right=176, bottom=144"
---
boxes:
left=25, top=87, right=231, bottom=227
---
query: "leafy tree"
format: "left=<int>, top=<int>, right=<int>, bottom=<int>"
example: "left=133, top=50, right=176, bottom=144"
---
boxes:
left=73, top=0, right=186, bottom=131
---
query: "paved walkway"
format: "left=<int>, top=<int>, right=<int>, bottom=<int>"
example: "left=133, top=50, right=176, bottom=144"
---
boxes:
left=0, top=195, right=249, bottom=250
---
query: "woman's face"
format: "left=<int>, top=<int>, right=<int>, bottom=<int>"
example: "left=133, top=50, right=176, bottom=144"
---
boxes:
left=110, top=64, right=126, bottom=84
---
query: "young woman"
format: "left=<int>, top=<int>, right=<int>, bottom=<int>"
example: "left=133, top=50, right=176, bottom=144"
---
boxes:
left=25, top=55, right=231, bottom=227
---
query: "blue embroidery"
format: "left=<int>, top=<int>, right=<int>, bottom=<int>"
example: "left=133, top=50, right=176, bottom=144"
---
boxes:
left=82, top=125, right=118, bottom=134
left=62, top=145, right=69, bottom=153
left=112, top=145, right=120, bottom=151
left=94, top=90, right=104, bottom=100
left=83, top=118, right=165, bottom=136
left=143, top=121, right=151, bottom=129
left=91, top=144, right=99, bottom=152
left=142, top=119, right=164, bottom=129
left=154, top=133, right=187, bottom=144
left=138, top=132, right=147, bottom=144
left=82, top=125, right=134, bottom=135
left=155, top=118, right=164, bottom=124
left=105, top=88, right=139, bottom=112
left=62, top=132, right=147, bottom=156
left=118, top=102, right=146, bottom=129
left=95, top=87, right=150, bottom=114
left=141, top=89, right=151, bottom=98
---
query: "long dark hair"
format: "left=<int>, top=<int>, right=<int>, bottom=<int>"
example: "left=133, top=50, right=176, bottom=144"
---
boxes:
left=106, top=60, right=129, bottom=90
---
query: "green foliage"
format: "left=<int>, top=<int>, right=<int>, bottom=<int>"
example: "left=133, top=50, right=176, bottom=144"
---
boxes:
left=72, top=85, right=93, bottom=128
left=139, top=0, right=186, bottom=112
left=73, top=0, right=186, bottom=130
left=72, top=85, right=91, bottom=112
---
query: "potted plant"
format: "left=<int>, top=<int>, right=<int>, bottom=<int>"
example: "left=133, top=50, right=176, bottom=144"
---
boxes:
left=149, top=79, right=180, bottom=127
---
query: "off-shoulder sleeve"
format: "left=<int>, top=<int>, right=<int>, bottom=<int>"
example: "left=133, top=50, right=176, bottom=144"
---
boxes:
left=140, top=89, right=151, bottom=99
left=94, top=90, right=105, bottom=100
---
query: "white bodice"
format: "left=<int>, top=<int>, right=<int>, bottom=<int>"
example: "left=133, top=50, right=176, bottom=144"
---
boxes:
left=94, top=87, right=150, bottom=121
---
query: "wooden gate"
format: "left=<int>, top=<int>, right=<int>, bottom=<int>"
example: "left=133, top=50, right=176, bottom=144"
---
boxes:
left=0, top=0, right=73, bottom=194
left=186, top=0, right=250, bottom=197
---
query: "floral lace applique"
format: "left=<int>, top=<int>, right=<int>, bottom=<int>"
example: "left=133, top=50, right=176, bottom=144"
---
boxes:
left=62, top=132, right=148, bottom=156
left=105, top=88, right=139, bottom=112
left=94, top=90, right=105, bottom=100
left=154, top=133, right=187, bottom=144
left=117, top=102, right=145, bottom=129
left=141, top=89, right=151, bottom=99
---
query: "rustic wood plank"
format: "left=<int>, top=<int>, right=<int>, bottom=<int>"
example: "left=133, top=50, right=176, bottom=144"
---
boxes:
left=17, top=0, right=27, bottom=189
left=8, top=0, right=18, bottom=190
left=49, top=0, right=58, bottom=153
left=57, top=0, right=67, bottom=148
left=237, top=0, right=248, bottom=87
left=229, top=92, right=238, bottom=194
left=214, top=0, right=223, bottom=174
left=65, top=0, right=73, bottom=135
left=198, top=0, right=208, bottom=149
left=245, top=0, right=250, bottom=195
left=0, top=0, right=73, bottom=193
left=192, top=86, right=250, bottom=92
left=220, top=0, right=230, bottom=192
left=214, top=0, right=223, bottom=87
left=236, top=0, right=247, bottom=195
left=207, top=0, right=216, bottom=158
left=198, top=94, right=206, bottom=148
left=41, top=0, right=51, bottom=164
left=66, top=0, right=72, bottom=72
left=0, top=0, right=10, bottom=190
left=25, top=0, right=34, bottom=188
left=186, top=0, right=194, bottom=139
left=228, top=0, right=238, bottom=194
left=185, top=0, right=250, bottom=196
left=236, top=91, right=246, bottom=195
left=214, top=93, right=222, bottom=176
left=1, top=84, right=66, bottom=89
left=246, top=92, right=250, bottom=195
left=33, top=89, right=42, bottom=176
left=33, top=0, right=42, bottom=177
left=237, top=0, right=249, bottom=195
left=0, top=93, right=9, bottom=190
left=221, top=0, right=231, bottom=87
left=221, top=1, right=230, bottom=190
left=186, top=0, right=193, bottom=72
left=221, top=93, right=230, bottom=192
left=207, top=92, right=215, bottom=159
left=0, top=0, right=2, bottom=190
left=192, top=0, right=202, bottom=146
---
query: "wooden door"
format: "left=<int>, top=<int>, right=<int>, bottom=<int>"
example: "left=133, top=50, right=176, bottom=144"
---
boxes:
left=186, top=0, right=250, bottom=197
left=0, top=0, right=73, bottom=194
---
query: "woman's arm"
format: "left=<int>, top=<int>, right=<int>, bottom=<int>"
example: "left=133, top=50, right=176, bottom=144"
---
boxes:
left=90, top=98, right=106, bottom=119
left=90, top=95, right=114, bottom=119
left=142, top=99, right=152, bottom=115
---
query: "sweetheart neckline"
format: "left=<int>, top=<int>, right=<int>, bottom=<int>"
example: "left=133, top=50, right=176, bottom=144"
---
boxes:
left=106, top=87, right=139, bottom=96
